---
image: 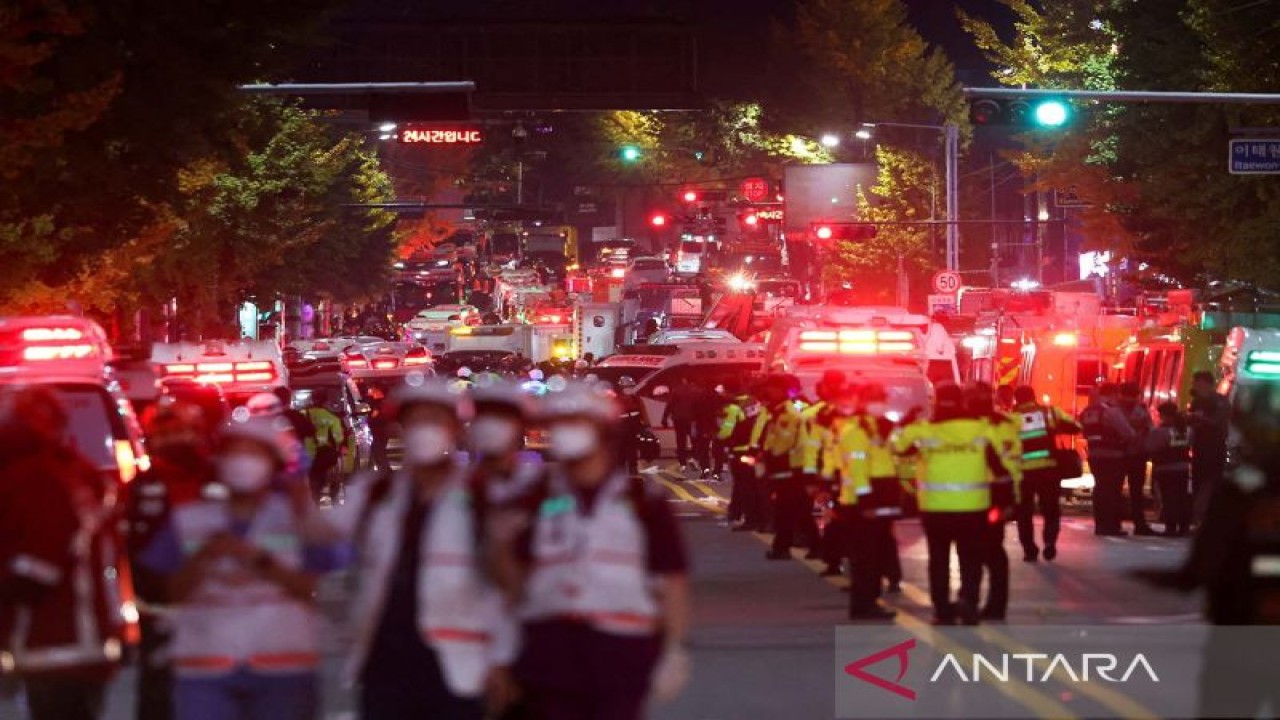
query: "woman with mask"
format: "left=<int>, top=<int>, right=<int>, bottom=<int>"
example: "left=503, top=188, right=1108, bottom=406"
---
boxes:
left=333, top=378, right=518, bottom=720
left=468, top=380, right=543, bottom=506
left=137, top=416, right=345, bottom=720
left=497, top=381, right=692, bottom=720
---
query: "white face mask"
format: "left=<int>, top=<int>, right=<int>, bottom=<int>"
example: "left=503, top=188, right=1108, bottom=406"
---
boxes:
left=218, top=453, right=274, bottom=494
left=403, top=424, right=455, bottom=466
left=547, top=422, right=599, bottom=462
left=470, top=416, right=522, bottom=455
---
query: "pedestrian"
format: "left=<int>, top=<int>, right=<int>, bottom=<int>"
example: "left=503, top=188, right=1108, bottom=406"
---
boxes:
left=0, top=388, right=123, bottom=720
left=366, top=384, right=392, bottom=472
left=468, top=380, right=543, bottom=505
left=661, top=377, right=703, bottom=475
left=304, top=388, right=347, bottom=503
left=893, top=382, right=1010, bottom=626
left=498, top=382, right=691, bottom=720
left=1146, top=402, right=1193, bottom=537
left=1187, top=370, right=1230, bottom=525
left=718, top=379, right=765, bottom=531
left=967, top=383, right=1021, bottom=621
left=1078, top=383, right=1136, bottom=536
left=1117, top=382, right=1157, bottom=535
left=761, top=375, right=812, bottom=560
left=615, top=376, right=648, bottom=474
left=333, top=379, right=518, bottom=720
left=1010, top=385, right=1080, bottom=560
left=137, top=416, right=344, bottom=720
left=128, top=401, right=215, bottom=720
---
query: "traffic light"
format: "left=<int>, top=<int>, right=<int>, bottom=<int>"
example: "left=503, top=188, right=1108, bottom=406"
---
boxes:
left=969, top=97, right=1072, bottom=129
left=682, top=190, right=699, bottom=203
left=620, top=145, right=642, bottom=162
left=649, top=212, right=668, bottom=228
left=810, top=222, right=876, bottom=243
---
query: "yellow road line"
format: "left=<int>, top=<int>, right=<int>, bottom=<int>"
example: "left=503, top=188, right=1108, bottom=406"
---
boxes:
left=655, top=477, right=726, bottom=515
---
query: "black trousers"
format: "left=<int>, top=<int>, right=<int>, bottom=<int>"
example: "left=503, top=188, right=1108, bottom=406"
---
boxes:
left=848, top=511, right=891, bottom=616
left=983, top=520, right=1010, bottom=615
left=1015, top=471, right=1062, bottom=552
left=1154, top=468, right=1192, bottom=533
left=362, top=647, right=483, bottom=720
left=770, top=477, right=817, bottom=554
left=137, top=615, right=174, bottom=720
left=882, top=521, right=903, bottom=584
left=727, top=456, right=761, bottom=527
left=673, top=421, right=694, bottom=465
left=824, top=506, right=853, bottom=568
left=1089, top=456, right=1127, bottom=533
left=921, top=511, right=987, bottom=621
left=1191, top=451, right=1226, bottom=526
left=24, top=675, right=106, bottom=720
left=1121, top=455, right=1152, bottom=529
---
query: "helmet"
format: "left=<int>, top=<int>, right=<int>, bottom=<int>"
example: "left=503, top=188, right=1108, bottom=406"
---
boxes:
left=220, top=416, right=292, bottom=464
left=470, top=378, right=530, bottom=418
left=457, top=367, right=473, bottom=379
left=390, top=376, right=471, bottom=420
left=246, top=392, right=284, bottom=417
left=529, top=368, right=545, bottom=382
left=538, top=381, right=618, bottom=425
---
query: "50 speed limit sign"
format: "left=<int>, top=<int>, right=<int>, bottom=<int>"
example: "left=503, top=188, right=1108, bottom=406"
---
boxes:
left=931, top=271, right=961, bottom=294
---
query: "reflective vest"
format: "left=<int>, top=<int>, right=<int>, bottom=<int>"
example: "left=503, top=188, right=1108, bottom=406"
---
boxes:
left=1079, top=402, right=1126, bottom=458
left=341, top=468, right=516, bottom=697
left=1013, top=403, right=1055, bottom=473
left=795, top=402, right=830, bottom=474
left=893, top=419, right=995, bottom=512
left=1151, top=426, right=1192, bottom=474
left=834, top=417, right=873, bottom=506
left=169, top=495, right=320, bottom=677
left=762, top=401, right=806, bottom=475
left=718, top=395, right=760, bottom=452
left=521, top=474, right=660, bottom=636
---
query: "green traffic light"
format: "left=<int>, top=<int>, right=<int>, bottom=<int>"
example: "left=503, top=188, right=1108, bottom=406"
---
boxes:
left=620, top=145, right=641, bottom=162
left=1033, top=100, right=1070, bottom=128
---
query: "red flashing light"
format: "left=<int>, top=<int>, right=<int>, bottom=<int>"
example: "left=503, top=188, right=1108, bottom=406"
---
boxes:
left=23, top=344, right=96, bottom=361
left=796, top=329, right=919, bottom=355
left=744, top=214, right=759, bottom=227
left=650, top=213, right=668, bottom=228
left=682, top=191, right=698, bottom=203
left=815, top=226, right=834, bottom=241
left=22, top=327, right=84, bottom=342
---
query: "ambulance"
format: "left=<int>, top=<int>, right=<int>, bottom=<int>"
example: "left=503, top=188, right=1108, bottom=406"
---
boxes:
left=339, top=340, right=433, bottom=386
left=151, top=338, right=288, bottom=406
left=446, top=323, right=572, bottom=364
left=593, top=342, right=765, bottom=425
left=0, top=315, right=148, bottom=485
left=1216, top=326, right=1280, bottom=402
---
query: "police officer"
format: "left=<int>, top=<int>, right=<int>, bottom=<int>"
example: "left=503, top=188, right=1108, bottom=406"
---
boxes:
left=1117, top=382, right=1156, bottom=535
left=1145, top=402, right=1193, bottom=537
left=1188, top=370, right=1230, bottom=525
left=335, top=379, right=517, bottom=720
left=857, top=384, right=907, bottom=595
left=761, top=375, right=813, bottom=560
left=967, top=383, right=1020, bottom=621
left=800, top=371, right=846, bottom=562
left=1010, top=385, right=1079, bottom=561
left=894, top=382, right=1010, bottom=626
left=1079, top=383, right=1135, bottom=536
left=305, top=388, right=347, bottom=503
left=718, top=379, right=765, bottom=531
left=503, top=382, right=691, bottom=719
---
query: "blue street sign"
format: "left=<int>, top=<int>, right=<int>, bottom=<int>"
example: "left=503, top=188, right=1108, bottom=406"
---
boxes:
left=1229, top=139, right=1280, bottom=174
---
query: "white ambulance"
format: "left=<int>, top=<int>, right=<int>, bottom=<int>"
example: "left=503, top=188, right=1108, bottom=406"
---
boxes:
left=594, top=342, right=766, bottom=425
left=151, top=339, right=288, bottom=406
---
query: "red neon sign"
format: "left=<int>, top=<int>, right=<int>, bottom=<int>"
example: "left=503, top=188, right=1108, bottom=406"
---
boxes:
left=399, top=126, right=485, bottom=145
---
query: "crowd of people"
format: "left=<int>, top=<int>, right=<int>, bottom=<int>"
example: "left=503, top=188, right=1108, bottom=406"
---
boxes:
left=0, top=377, right=690, bottom=720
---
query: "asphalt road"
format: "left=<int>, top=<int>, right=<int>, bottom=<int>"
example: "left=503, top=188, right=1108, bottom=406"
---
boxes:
left=2, top=464, right=1203, bottom=720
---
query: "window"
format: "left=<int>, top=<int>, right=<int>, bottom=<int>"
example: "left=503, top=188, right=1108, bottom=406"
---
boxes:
left=50, top=384, right=122, bottom=470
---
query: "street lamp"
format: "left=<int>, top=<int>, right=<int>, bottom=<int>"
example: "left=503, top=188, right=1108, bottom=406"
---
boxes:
left=859, top=121, right=960, bottom=272
left=820, top=133, right=841, bottom=148
left=854, top=129, right=872, bottom=140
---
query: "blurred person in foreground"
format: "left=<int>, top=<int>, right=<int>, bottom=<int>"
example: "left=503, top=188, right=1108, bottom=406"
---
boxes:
left=137, top=416, right=344, bottom=720
left=495, top=381, right=691, bottom=720
left=468, top=379, right=543, bottom=505
left=0, top=388, right=124, bottom=720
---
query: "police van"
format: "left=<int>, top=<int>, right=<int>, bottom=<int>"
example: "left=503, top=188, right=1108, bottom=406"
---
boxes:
left=593, top=342, right=765, bottom=425
left=151, top=339, right=288, bottom=406
left=0, top=315, right=148, bottom=486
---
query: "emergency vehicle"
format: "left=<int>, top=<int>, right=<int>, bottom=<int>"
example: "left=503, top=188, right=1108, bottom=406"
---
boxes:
left=1216, top=326, right=1280, bottom=401
left=593, top=342, right=765, bottom=425
left=339, top=340, right=432, bottom=385
left=764, top=306, right=959, bottom=383
left=0, top=316, right=148, bottom=486
left=151, top=338, right=288, bottom=406
left=447, top=323, right=571, bottom=364
left=574, top=302, right=622, bottom=361
left=405, top=304, right=480, bottom=340
left=647, top=328, right=739, bottom=345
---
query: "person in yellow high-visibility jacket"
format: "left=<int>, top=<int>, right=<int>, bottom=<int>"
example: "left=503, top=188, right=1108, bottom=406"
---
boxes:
left=856, top=385, right=907, bottom=596
left=718, top=379, right=765, bottom=532
left=893, top=382, right=1012, bottom=626
left=966, top=382, right=1021, bottom=622
left=760, top=375, right=814, bottom=560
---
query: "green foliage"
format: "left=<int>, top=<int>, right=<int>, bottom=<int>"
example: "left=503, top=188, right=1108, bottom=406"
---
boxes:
left=830, top=145, right=935, bottom=279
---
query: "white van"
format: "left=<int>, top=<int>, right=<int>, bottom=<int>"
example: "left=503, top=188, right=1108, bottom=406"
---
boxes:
left=594, top=342, right=765, bottom=424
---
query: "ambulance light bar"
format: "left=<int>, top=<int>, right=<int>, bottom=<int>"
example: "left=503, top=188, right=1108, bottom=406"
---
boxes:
left=796, top=329, right=919, bottom=355
left=161, top=360, right=278, bottom=384
left=1245, top=350, right=1280, bottom=377
left=1052, top=332, right=1078, bottom=346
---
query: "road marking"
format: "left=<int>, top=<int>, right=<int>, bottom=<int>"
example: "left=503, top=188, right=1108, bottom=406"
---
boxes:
left=655, top=477, right=726, bottom=515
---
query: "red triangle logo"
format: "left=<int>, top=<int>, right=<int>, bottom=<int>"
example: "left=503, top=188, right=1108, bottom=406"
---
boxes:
left=844, top=638, right=917, bottom=701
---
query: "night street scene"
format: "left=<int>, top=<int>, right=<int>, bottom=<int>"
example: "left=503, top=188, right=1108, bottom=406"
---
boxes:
left=4, top=1, right=1280, bottom=719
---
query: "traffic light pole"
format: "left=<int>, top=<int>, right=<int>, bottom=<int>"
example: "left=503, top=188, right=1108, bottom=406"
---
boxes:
left=944, top=123, right=959, bottom=272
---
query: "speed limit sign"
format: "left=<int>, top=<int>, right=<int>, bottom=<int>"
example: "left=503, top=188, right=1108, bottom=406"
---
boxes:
left=931, top=270, right=961, bottom=293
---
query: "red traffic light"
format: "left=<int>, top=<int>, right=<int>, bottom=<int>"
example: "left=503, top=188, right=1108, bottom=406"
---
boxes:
left=815, top=225, right=834, bottom=240
left=682, top=190, right=698, bottom=203
left=744, top=214, right=759, bottom=227
left=811, top=222, right=876, bottom=242
left=969, top=98, right=1001, bottom=126
left=650, top=213, right=668, bottom=227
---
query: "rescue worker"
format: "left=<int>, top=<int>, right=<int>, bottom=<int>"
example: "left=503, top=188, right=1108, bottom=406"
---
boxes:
left=499, top=382, right=691, bottom=719
left=802, top=371, right=848, bottom=568
left=0, top=388, right=123, bottom=720
left=1117, top=381, right=1157, bottom=535
left=967, top=383, right=1020, bottom=621
left=468, top=380, right=543, bottom=505
left=245, top=391, right=309, bottom=482
left=761, top=375, right=813, bottom=560
left=304, top=388, right=347, bottom=503
left=719, top=379, right=764, bottom=532
left=1078, top=383, right=1135, bottom=536
left=128, top=401, right=215, bottom=720
left=334, top=379, right=516, bottom=720
left=1145, top=402, right=1193, bottom=537
left=893, top=382, right=1011, bottom=626
left=856, top=384, right=906, bottom=595
left=138, top=416, right=344, bottom=720
left=1010, top=385, right=1079, bottom=561
left=829, top=383, right=896, bottom=620
left=1187, top=370, right=1230, bottom=525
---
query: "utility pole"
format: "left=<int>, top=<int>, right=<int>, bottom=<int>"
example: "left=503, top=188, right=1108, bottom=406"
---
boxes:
left=945, top=123, right=960, bottom=272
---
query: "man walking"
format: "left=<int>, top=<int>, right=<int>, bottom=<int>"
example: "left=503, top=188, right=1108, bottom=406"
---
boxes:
left=1011, top=385, right=1080, bottom=560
